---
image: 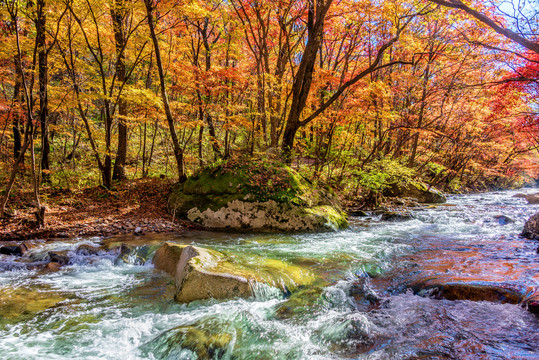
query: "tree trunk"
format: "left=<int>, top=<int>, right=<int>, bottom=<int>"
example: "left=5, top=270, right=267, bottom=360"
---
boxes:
left=144, top=0, right=185, bottom=181
left=12, top=55, right=22, bottom=159
left=37, top=0, right=50, bottom=183
left=281, top=0, right=333, bottom=163
left=112, top=0, right=128, bottom=180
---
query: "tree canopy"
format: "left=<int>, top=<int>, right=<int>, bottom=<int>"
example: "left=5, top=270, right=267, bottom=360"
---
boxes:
left=0, top=0, right=538, bottom=217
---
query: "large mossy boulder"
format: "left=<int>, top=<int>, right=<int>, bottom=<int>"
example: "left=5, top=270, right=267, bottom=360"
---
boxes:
left=153, top=242, right=316, bottom=303
left=168, top=160, right=348, bottom=232
left=384, top=180, right=446, bottom=204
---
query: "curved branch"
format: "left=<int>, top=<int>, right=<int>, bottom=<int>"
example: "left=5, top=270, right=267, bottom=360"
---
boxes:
left=429, top=0, right=539, bottom=54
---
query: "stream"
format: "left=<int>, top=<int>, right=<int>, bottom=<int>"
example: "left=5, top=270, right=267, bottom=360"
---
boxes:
left=0, top=189, right=538, bottom=359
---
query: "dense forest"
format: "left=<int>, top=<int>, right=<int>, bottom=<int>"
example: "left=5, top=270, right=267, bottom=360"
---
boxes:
left=1, top=0, right=538, bottom=220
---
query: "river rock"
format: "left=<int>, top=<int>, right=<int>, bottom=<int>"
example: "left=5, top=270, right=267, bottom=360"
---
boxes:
left=76, top=244, right=103, bottom=255
left=383, top=181, right=446, bottom=204
left=0, top=245, right=22, bottom=256
left=18, top=242, right=36, bottom=255
left=521, top=212, right=539, bottom=239
left=416, top=282, right=523, bottom=304
left=115, top=243, right=158, bottom=265
left=0, top=287, right=66, bottom=319
left=48, top=251, right=70, bottom=265
left=165, top=325, right=231, bottom=359
left=494, top=215, right=514, bottom=225
left=349, top=209, right=368, bottom=217
left=275, top=287, right=324, bottom=319
left=149, top=322, right=232, bottom=360
left=525, top=193, right=539, bottom=204
left=528, top=300, right=539, bottom=315
left=45, top=262, right=62, bottom=271
left=380, top=211, right=413, bottom=222
left=153, top=242, right=315, bottom=303
left=168, top=160, right=348, bottom=232
left=512, top=193, right=527, bottom=198
left=349, top=277, right=380, bottom=305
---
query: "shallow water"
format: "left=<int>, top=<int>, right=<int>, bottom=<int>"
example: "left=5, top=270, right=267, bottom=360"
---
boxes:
left=0, top=190, right=538, bottom=359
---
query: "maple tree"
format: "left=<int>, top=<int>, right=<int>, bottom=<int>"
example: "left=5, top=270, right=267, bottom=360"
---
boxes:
left=0, top=0, right=538, bottom=221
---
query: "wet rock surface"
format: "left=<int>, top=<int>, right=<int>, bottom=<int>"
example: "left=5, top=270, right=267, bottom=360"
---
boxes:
left=521, top=212, right=539, bottom=239
left=153, top=242, right=316, bottom=303
left=48, top=251, right=70, bottom=266
left=372, top=233, right=539, bottom=316
left=380, top=211, right=413, bottom=222
left=525, top=193, right=539, bottom=204
left=494, top=214, right=515, bottom=225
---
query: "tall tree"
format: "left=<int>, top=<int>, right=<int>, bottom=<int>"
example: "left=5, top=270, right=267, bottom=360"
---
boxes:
left=144, top=0, right=185, bottom=181
left=111, top=0, right=128, bottom=180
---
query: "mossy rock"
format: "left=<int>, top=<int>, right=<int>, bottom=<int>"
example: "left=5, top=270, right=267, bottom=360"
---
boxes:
left=165, top=326, right=232, bottom=360
left=384, top=180, right=446, bottom=204
left=145, top=321, right=234, bottom=360
left=0, top=286, right=66, bottom=319
left=274, top=286, right=325, bottom=319
left=168, top=160, right=348, bottom=232
left=153, top=242, right=317, bottom=303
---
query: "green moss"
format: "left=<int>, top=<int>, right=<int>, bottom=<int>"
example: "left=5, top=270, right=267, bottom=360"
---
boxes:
left=152, top=324, right=233, bottom=360
left=169, top=159, right=336, bottom=216
left=304, top=205, right=348, bottom=230
left=156, top=243, right=318, bottom=292
left=275, top=286, right=325, bottom=319
left=0, top=286, right=67, bottom=320
left=167, top=159, right=349, bottom=231
left=409, top=180, right=428, bottom=192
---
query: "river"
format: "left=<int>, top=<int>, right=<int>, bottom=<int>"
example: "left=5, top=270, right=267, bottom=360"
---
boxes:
left=0, top=189, right=538, bottom=359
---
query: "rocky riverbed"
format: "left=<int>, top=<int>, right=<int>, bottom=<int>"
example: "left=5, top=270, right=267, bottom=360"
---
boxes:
left=0, top=188, right=538, bottom=359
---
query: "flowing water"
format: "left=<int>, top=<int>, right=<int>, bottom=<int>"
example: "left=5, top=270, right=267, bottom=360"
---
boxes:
left=0, top=190, right=538, bottom=359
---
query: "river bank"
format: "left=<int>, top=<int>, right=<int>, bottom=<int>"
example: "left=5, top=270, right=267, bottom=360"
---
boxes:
left=1, top=177, right=536, bottom=242
left=0, top=178, right=189, bottom=241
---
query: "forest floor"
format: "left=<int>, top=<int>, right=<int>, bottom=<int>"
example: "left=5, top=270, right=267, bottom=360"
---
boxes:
left=0, top=178, right=195, bottom=242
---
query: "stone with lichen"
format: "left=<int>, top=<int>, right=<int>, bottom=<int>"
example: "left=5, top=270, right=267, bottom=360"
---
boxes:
left=167, top=160, right=347, bottom=232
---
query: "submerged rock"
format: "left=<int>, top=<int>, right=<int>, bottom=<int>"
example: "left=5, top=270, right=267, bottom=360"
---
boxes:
left=165, top=326, right=231, bottom=359
left=115, top=244, right=159, bottom=265
left=0, top=287, right=66, bottom=319
left=167, top=160, right=348, bottom=232
left=153, top=242, right=316, bottom=303
left=275, top=286, right=325, bottom=319
left=384, top=181, right=446, bottom=204
left=494, top=215, right=515, bottom=225
left=349, top=277, right=381, bottom=305
left=380, top=211, right=413, bottom=222
left=521, top=212, right=539, bottom=239
left=416, top=282, right=523, bottom=304
left=145, top=321, right=233, bottom=360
